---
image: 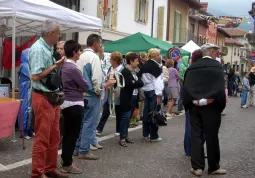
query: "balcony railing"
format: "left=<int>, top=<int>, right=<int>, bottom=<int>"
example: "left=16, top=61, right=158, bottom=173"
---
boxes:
left=171, top=27, right=206, bottom=46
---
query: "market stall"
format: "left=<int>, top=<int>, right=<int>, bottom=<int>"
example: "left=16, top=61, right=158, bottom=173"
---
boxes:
left=104, top=32, right=190, bottom=57
left=0, top=0, right=102, bottom=140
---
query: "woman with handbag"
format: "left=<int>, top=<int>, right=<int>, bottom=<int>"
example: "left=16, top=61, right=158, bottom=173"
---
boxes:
left=119, top=52, right=144, bottom=147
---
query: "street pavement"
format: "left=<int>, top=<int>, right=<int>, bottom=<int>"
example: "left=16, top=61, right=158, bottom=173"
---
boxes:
left=0, top=97, right=255, bottom=178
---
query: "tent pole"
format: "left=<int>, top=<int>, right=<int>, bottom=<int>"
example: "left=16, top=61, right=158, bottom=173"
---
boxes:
left=11, top=15, right=17, bottom=143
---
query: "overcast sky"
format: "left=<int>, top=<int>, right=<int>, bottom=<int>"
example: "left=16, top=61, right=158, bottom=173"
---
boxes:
left=202, top=0, right=253, bottom=17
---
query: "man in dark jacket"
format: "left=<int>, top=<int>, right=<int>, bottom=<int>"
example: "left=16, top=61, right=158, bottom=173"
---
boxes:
left=183, top=43, right=226, bottom=176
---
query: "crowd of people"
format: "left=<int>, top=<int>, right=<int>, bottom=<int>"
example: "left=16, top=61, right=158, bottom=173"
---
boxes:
left=26, top=19, right=255, bottom=178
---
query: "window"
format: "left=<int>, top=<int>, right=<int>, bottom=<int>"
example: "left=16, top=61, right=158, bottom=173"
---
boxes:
left=241, top=64, right=244, bottom=72
left=237, top=65, right=239, bottom=71
left=135, top=0, right=149, bottom=24
left=103, top=3, right=111, bottom=28
left=174, top=11, right=182, bottom=42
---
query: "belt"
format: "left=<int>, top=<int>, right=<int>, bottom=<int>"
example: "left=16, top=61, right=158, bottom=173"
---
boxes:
left=192, top=99, right=214, bottom=106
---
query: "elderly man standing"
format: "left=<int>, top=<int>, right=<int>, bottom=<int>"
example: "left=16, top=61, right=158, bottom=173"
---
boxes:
left=29, top=20, right=68, bottom=178
left=183, top=44, right=227, bottom=176
left=74, top=34, right=103, bottom=160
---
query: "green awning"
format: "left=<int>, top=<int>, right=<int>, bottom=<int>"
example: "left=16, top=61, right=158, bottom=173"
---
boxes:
left=104, top=32, right=190, bottom=57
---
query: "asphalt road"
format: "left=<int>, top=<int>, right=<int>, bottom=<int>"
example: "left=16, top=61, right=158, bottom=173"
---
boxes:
left=0, top=97, right=255, bottom=178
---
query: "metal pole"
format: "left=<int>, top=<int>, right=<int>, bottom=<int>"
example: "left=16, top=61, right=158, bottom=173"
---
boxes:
left=151, top=0, right=155, bottom=37
left=11, top=15, right=17, bottom=143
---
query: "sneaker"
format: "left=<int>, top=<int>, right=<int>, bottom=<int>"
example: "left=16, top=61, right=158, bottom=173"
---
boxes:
left=191, top=168, right=203, bottom=176
left=90, top=145, right=98, bottom=151
left=96, top=130, right=102, bottom=136
left=114, top=133, right=120, bottom=136
left=143, top=137, right=150, bottom=141
left=60, top=164, right=82, bottom=174
left=45, top=170, right=68, bottom=178
left=78, top=152, right=98, bottom=160
left=150, top=138, right=162, bottom=142
left=94, top=143, right=103, bottom=149
left=209, top=168, right=227, bottom=175
left=241, top=105, right=248, bottom=108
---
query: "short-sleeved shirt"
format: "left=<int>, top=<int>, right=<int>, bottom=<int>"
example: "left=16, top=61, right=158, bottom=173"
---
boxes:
left=29, top=37, right=55, bottom=92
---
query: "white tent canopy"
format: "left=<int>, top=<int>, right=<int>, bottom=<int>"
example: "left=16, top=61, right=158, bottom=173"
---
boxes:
left=181, top=40, right=201, bottom=53
left=0, top=0, right=102, bottom=98
left=0, top=0, right=102, bottom=37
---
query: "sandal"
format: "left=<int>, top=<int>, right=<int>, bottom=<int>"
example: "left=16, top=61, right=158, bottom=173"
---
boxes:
left=125, top=138, right=134, bottom=144
left=119, top=140, right=128, bottom=147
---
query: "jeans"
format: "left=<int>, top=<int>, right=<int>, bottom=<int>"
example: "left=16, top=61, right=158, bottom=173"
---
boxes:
left=120, top=110, right=132, bottom=139
left=178, top=85, right=183, bottom=111
left=130, top=95, right=138, bottom=125
left=143, top=90, right=159, bottom=140
left=97, top=102, right=121, bottom=133
left=61, top=105, right=83, bottom=167
left=75, top=96, right=101, bottom=154
left=31, top=92, right=60, bottom=178
left=241, top=89, right=248, bottom=106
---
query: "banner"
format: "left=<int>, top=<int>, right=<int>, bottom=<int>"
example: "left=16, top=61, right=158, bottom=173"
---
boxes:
left=2, top=35, right=36, bottom=70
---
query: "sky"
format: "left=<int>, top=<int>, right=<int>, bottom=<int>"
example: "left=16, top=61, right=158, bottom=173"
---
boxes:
left=202, top=0, right=253, bottom=17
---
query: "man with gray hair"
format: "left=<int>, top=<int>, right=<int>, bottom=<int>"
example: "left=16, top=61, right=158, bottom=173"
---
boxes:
left=183, top=44, right=226, bottom=176
left=57, top=41, right=65, bottom=57
left=29, top=20, right=68, bottom=178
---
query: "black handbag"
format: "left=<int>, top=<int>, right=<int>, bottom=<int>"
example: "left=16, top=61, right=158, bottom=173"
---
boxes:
left=149, top=108, right=167, bottom=126
left=38, top=54, right=65, bottom=106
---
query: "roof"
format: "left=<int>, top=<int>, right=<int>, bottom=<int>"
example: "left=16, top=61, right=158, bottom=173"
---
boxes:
left=183, top=0, right=202, bottom=9
left=225, top=38, right=243, bottom=46
left=222, top=28, right=248, bottom=37
left=217, top=28, right=231, bottom=38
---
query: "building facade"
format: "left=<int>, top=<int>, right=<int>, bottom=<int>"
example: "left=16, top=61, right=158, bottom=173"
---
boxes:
left=79, top=0, right=168, bottom=45
left=166, top=0, right=201, bottom=46
left=224, top=38, right=248, bottom=75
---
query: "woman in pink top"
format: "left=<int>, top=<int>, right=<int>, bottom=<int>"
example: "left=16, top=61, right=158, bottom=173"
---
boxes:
left=166, top=59, right=179, bottom=117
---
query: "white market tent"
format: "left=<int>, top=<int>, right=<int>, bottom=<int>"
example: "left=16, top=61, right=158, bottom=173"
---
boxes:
left=0, top=0, right=102, bottom=141
left=181, top=40, right=201, bottom=54
left=0, top=0, right=102, bottom=97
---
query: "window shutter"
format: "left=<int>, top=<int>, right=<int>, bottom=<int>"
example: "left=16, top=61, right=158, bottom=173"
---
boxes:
left=97, top=0, right=104, bottom=20
left=179, top=13, right=182, bottom=42
left=174, top=11, right=177, bottom=42
left=111, top=0, right=118, bottom=30
left=144, top=0, right=149, bottom=24
left=135, top=0, right=140, bottom=22
left=157, top=6, right=165, bottom=40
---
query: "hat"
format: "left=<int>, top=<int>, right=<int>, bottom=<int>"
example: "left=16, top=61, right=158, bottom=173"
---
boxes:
left=200, top=43, right=220, bottom=52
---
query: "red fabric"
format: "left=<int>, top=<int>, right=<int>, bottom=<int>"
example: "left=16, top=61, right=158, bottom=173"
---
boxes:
left=2, top=35, right=36, bottom=70
left=31, top=92, right=60, bottom=178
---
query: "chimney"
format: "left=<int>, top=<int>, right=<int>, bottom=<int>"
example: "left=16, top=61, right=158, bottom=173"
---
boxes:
left=200, top=2, right=208, bottom=12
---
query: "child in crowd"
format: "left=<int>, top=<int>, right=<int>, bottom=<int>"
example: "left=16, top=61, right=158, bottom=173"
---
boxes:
left=241, top=72, right=250, bottom=108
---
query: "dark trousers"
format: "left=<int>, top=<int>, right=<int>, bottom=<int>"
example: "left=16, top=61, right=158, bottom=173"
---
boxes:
left=61, top=105, right=84, bottom=167
left=97, top=102, right=121, bottom=133
left=189, top=104, right=221, bottom=172
left=228, top=80, right=234, bottom=96
left=143, top=90, right=159, bottom=140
